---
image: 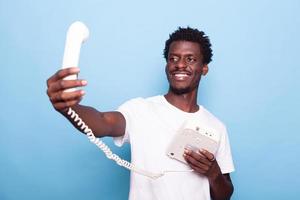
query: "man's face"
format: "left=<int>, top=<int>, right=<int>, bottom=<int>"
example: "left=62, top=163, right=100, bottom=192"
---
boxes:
left=165, top=41, right=207, bottom=94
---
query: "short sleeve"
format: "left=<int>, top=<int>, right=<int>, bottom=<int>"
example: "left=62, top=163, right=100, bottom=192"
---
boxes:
left=113, top=98, right=142, bottom=147
left=215, top=126, right=235, bottom=174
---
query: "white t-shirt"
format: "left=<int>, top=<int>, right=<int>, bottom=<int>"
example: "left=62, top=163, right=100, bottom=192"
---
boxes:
left=114, top=95, right=234, bottom=200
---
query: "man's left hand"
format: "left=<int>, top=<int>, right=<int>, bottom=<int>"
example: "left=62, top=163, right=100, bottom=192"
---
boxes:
left=183, top=148, right=221, bottom=180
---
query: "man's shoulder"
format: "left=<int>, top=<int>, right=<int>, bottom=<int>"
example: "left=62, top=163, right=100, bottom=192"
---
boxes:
left=145, top=95, right=163, bottom=103
left=123, top=95, right=162, bottom=104
left=119, top=95, right=163, bottom=109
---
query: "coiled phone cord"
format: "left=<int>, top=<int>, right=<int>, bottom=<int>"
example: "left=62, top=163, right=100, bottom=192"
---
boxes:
left=67, top=107, right=194, bottom=179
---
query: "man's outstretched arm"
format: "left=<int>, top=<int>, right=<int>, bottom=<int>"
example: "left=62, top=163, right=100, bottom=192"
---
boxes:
left=46, top=67, right=125, bottom=138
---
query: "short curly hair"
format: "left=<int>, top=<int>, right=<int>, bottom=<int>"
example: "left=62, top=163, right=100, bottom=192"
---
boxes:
left=163, top=27, right=213, bottom=64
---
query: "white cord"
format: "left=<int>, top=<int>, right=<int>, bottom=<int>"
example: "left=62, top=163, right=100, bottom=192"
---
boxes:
left=67, top=107, right=193, bottom=179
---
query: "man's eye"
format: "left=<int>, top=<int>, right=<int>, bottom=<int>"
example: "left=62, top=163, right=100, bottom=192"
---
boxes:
left=169, top=57, right=178, bottom=62
left=186, top=57, right=196, bottom=63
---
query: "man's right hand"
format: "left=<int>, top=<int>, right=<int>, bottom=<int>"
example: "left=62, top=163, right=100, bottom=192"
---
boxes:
left=46, top=67, right=87, bottom=113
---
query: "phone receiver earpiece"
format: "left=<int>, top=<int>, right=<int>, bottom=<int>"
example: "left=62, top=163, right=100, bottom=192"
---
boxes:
left=62, top=21, right=90, bottom=85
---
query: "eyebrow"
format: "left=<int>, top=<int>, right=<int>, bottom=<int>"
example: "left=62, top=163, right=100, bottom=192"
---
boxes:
left=169, top=53, right=197, bottom=57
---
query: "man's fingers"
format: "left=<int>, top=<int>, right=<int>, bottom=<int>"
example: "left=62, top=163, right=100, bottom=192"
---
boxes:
left=188, top=162, right=206, bottom=174
left=55, top=67, right=80, bottom=80
left=50, top=90, right=85, bottom=102
left=48, top=79, right=87, bottom=93
left=199, top=149, right=215, bottom=161
left=47, top=67, right=80, bottom=86
left=184, top=153, right=209, bottom=172
left=46, top=68, right=86, bottom=113
left=185, top=149, right=211, bottom=166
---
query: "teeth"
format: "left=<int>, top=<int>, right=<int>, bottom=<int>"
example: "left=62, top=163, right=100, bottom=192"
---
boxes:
left=174, top=74, right=188, bottom=77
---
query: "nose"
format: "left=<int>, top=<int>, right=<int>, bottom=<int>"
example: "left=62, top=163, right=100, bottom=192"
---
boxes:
left=176, top=58, right=187, bottom=69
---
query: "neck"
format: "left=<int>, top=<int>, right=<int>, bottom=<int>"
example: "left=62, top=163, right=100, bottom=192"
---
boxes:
left=164, top=88, right=199, bottom=113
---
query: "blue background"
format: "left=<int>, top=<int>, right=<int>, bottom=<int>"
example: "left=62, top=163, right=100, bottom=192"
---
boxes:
left=1, top=0, right=299, bottom=199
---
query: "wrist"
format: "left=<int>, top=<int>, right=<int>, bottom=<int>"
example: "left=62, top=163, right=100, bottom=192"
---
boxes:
left=208, top=171, right=222, bottom=183
left=59, top=108, right=69, bottom=116
left=208, top=163, right=222, bottom=183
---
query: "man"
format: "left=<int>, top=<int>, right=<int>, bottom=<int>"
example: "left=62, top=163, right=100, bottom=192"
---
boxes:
left=46, top=27, right=234, bottom=200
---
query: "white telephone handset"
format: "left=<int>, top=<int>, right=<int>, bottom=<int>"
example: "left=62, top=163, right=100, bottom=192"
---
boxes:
left=61, top=21, right=168, bottom=179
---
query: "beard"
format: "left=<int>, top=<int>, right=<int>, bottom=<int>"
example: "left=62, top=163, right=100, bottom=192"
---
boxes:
left=169, top=85, right=195, bottom=95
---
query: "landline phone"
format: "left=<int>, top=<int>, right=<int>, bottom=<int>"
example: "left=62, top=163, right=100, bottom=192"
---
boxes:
left=61, top=21, right=219, bottom=180
left=167, top=119, right=220, bottom=164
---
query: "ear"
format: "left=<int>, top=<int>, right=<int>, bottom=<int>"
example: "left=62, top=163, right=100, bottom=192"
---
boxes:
left=201, top=64, right=209, bottom=76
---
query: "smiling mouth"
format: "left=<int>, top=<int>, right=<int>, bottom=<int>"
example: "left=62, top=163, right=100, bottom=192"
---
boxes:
left=171, top=71, right=191, bottom=80
left=174, top=74, right=189, bottom=78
